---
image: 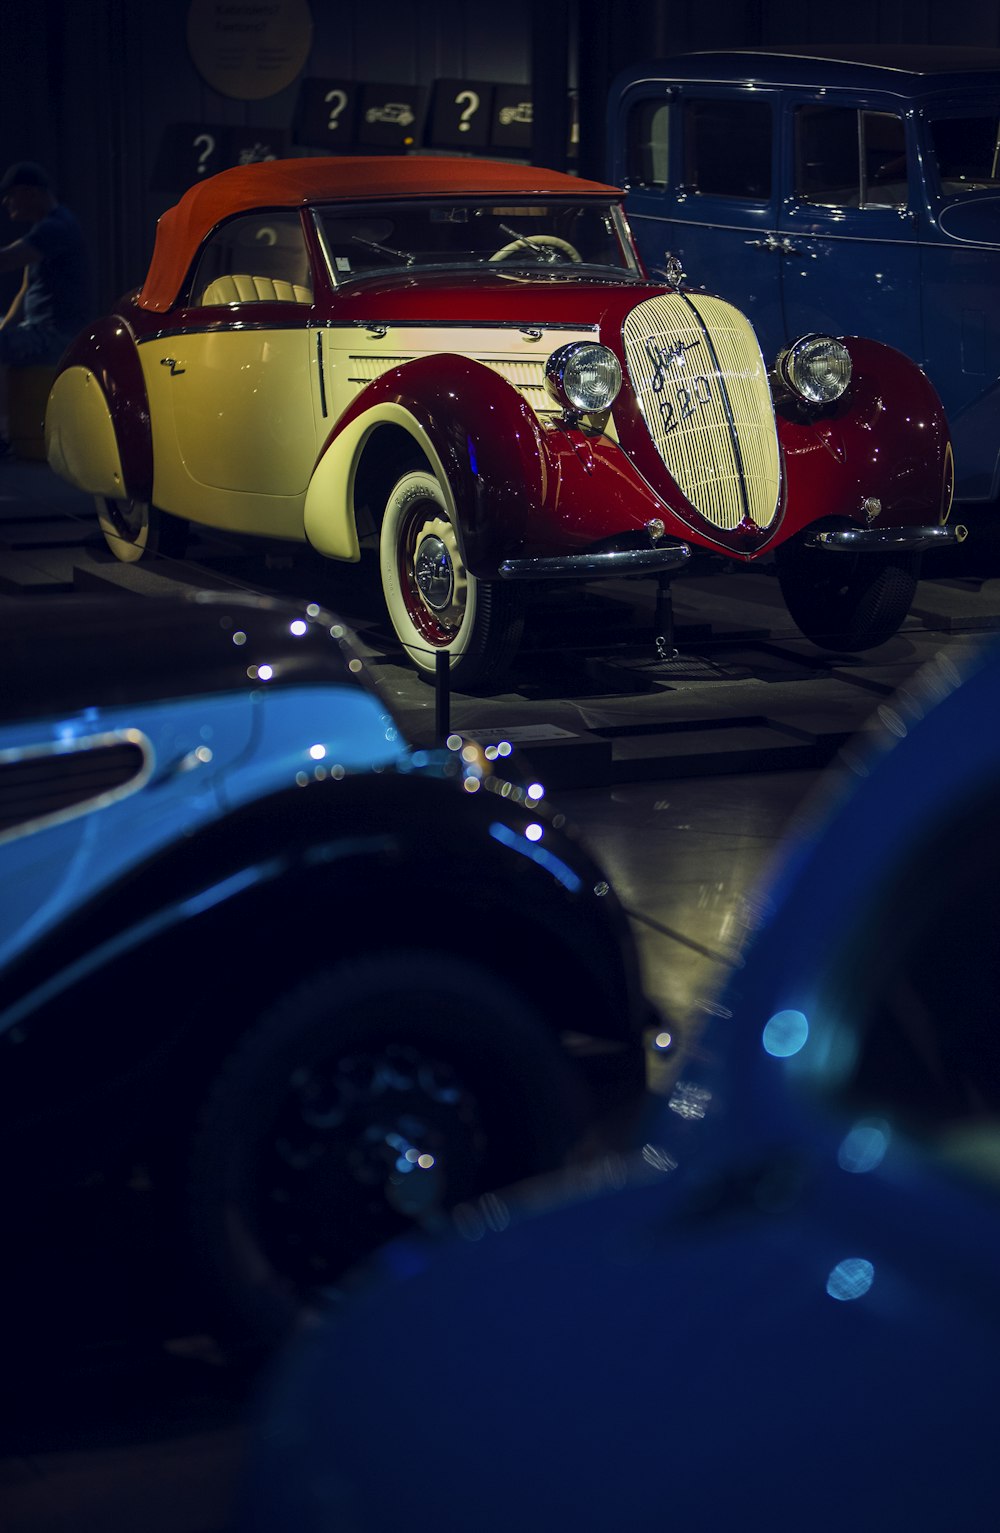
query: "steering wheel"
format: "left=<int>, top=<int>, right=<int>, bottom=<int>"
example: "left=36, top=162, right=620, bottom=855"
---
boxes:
left=489, top=234, right=583, bottom=264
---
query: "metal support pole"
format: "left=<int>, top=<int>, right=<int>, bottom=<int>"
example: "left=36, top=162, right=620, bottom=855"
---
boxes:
left=435, top=650, right=451, bottom=743
left=654, top=576, right=677, bottom=661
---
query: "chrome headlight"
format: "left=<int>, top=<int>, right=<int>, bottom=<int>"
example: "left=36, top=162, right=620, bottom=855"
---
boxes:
left=545, top=342, right=622, bottom=414
left=776, top=334, right=852, bottom=405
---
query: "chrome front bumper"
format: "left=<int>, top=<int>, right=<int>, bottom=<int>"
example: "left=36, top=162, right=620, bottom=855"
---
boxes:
left=499, top=544, right=691, bottom=580
left=806, top=524, right=969, bottom=553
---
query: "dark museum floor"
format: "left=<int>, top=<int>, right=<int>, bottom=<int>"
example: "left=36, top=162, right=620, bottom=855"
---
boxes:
left=4, top=455, right=1000, bottom=1531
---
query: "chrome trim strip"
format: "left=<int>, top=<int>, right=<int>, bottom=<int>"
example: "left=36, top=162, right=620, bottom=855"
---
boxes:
left=0, top=728, right=154, bottom=846
left=316, top=330, right=327, bottom=417
left=628, top=210, right=921, bottom=251
left=340, top=319, right=600, bottom=333
left=140, top=315, right=601, bottom=337
left=499, top=545, right=691, bottom=580
left=138, top=320, right=307, bottom=344
left=806, top=524, right=969, bottom=552
left=618, top=63, right=920, bottom=94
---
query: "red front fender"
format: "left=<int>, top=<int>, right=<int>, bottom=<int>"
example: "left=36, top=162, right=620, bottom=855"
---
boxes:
left=322, top=354, right=675, bottom=576
left=776, top=337, right=954, bottom=542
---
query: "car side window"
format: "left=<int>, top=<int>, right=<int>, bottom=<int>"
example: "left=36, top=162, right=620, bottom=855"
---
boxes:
left=795, top=107, right=908, bottom=209
left=188, top=212, right=314, bottom=306
left=625, top=99, right=671, bottom=188
left=681, top=98, right=772, bottom=200
left=929, top=114, right=1000, bottom=194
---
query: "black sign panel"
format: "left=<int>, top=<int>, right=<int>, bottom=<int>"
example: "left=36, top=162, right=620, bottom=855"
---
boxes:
left=227, top=125, right=289, bottom=168
left=357, top=83, right=428, bottom=149
left=491, top=86, right=533, bottom=152
left=429, top=79, right=495, bottom=150
left=151, top=123, right=288, bottom=193
left=295, top=78, right=359, bottom=149
left=151, top=123, right=227, bottom=191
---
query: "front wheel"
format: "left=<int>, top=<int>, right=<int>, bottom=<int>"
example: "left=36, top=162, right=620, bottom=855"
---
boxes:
left=379, top=469, right=523, bottom=687
left=96, top=495, right=187, bottom=564
left=776, top=533, right=920, bottom=651
left=186, top=952, right=586, bottom=1350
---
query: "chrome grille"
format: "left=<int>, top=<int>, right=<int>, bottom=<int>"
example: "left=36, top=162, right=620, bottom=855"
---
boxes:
left=622, top=293, right=780, bottom=531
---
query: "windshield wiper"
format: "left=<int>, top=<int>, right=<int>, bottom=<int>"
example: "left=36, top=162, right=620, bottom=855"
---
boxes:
left=351, top=235, right=415, bottom=266
left=496, top=222, right=561, bottom=261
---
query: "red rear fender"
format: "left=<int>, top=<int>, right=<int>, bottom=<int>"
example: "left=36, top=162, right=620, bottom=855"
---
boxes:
left=58, top=315, right=153, bottom=501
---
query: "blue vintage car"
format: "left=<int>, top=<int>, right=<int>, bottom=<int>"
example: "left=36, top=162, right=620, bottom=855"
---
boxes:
left=239, top=637, right=1000, bottom=1530
left=608, top=45, right=1000, bottom=510
left=1, top=591, right=652, bottom=1351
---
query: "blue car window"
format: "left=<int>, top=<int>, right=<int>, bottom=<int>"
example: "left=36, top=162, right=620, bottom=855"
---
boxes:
left=929, top=113, right=1000, bottom=194
left=795, top=107, right=908, bottom=209
left=625, top=99, right=671, bottom=189
left=681, top=97, right=772, bottom=200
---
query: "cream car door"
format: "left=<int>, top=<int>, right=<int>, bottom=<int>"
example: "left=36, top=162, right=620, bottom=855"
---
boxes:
left=142, top=212, right=320, bottom=538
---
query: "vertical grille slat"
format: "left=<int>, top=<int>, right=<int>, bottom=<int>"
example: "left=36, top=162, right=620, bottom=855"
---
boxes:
left=622, top=293, right=780, bottom=532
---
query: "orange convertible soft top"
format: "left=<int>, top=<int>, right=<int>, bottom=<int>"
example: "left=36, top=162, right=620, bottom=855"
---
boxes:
left=137, top=155, right=623, bottom=312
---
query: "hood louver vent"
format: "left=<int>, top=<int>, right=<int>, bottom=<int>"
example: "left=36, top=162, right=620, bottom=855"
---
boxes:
left=0, top=734, right=151, bottom=843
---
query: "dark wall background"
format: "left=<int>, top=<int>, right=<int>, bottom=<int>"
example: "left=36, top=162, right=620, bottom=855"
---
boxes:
left=2, top=0, right=999, bottom=315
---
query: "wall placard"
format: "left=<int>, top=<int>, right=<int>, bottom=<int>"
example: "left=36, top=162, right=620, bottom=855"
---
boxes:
left=428, top=79, right=495, bottom=149
left=357, top=84, right=428, bottom=149
left=295, top=78, right=359, bottom=148
left=151, top=123, right=288, bottom=193
left=491, top=86, right=532, bottom=152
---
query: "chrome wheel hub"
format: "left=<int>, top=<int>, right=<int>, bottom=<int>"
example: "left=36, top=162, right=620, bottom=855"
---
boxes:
left=407, top=514, right=468, bottom=632
left=414, top=533, right=454, bottom=611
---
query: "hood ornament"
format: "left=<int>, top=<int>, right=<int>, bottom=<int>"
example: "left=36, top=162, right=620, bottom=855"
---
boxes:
left=660, top=252, right=685, bottom=290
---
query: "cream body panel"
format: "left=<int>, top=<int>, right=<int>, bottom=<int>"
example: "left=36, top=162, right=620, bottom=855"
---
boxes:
left=304, top=402, right=451, bottom=562
left=140, top=327, right=320, bottom=538
left=306, top=323, right=596, bottom=561
left=45, top=368, right=126, bottom=498
left=320, top=323, right=598, bottom=424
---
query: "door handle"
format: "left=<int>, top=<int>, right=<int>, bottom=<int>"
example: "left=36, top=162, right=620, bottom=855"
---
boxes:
left=745, top=234, right=800, bottom=255
left=160, top=356, right=186, bottom=376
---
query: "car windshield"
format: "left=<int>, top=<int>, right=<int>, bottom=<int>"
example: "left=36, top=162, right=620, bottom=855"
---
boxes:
left=313, top=198, right=640, bottom=283
left=928, top=112, right=1000, bottom=195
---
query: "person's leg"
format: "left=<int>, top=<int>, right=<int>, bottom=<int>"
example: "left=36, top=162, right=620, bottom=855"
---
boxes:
left=0, top=323, right=65, bottom=448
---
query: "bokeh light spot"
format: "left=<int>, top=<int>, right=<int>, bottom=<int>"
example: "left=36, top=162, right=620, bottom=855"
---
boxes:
left=826, top=1258, right=875, bottom=1302
left=762, top=1010, right=809, bottom=1058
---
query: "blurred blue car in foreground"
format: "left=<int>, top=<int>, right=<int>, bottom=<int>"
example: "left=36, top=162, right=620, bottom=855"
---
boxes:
left=241, top=639, right=1000, bottom=1529
left=1, top=591, right=652, bottom=1351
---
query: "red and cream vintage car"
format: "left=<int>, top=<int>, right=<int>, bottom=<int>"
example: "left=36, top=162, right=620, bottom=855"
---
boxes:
left=46, top=157, right=963, bottom=686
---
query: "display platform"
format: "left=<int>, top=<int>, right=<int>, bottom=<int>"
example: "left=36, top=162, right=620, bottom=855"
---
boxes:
left=5, top=459, right=1000, bottom=787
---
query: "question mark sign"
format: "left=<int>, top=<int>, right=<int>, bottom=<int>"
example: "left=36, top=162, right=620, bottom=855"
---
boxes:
left=455, top=89, right=479, bottom=133
left=325, top=89, right=348, bottom=132
left=193, top=132, right=215, bottom=176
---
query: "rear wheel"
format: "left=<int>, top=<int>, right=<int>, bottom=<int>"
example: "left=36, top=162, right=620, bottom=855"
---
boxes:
left=776, top=533, right=919, bottom=651
left=96, top=495, right=187, bottom=564
left=379, top=469, right=523, bottom=687
left=186, top=951, right=586, bottom=1350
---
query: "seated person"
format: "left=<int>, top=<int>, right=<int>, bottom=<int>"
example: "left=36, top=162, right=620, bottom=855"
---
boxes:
left=0, top=160, right=90, bottom=452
